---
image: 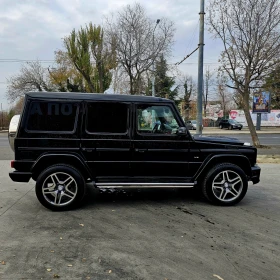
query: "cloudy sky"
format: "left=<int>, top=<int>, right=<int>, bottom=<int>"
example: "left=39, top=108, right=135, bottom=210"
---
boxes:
left=0, top=0, right=223, bottom=110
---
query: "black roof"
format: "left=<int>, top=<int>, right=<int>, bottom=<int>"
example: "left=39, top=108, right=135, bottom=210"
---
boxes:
left=25, top=92, right=172, bottom=103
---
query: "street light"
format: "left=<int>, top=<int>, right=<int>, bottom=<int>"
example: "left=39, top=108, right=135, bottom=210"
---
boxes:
left=151, top=19, right=160, bottom=97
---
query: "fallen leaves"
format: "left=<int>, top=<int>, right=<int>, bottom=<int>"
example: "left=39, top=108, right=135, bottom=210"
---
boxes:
left=67, top=264, right=73, bottom=267
left=47, top=268, right=52, bottom=272
left=53, top=274, right=60, bottom=278
left=1, top=261, right=6, bottom=265
left=79, top=223, right=84, bottom=227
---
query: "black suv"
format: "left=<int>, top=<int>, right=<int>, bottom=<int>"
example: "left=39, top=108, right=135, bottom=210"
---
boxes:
left=219, top=119, right=243, bottom=130
left=9, top=92, right=260, bottom=210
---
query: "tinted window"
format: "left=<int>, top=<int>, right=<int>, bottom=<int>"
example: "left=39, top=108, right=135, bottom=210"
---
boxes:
left=86, top=102, right=128, bottom=133
left=27, top=101, right=78, bottom=132
left=137, top=104, right=179, bottom=135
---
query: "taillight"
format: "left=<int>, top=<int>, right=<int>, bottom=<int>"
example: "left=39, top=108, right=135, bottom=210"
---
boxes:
left=11, top=160, right=15, bottom=168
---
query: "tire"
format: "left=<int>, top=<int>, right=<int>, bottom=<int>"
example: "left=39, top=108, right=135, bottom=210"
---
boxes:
left=219, top=125, right=223, bottom=129
left=35, top=164, right=86, bottom=211
left=239, top=128, right=242, bottom=130
left=202, top=163, right=248, bottom=206
left=230, top=125, right=233, bottom=130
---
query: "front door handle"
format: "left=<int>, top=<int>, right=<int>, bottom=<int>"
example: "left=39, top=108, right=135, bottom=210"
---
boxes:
left=135, top=148, right=147, bottom=153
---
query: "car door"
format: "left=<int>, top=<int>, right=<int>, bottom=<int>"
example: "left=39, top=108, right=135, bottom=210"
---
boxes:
left=131, top=103, right=191, bottom=180
left=81, top=101, right=132, bottom=179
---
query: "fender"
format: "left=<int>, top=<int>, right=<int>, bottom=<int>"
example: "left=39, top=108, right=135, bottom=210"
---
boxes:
left=194, top=154, right=252, bottom=181
left=31, top=153, right=93, bottom=180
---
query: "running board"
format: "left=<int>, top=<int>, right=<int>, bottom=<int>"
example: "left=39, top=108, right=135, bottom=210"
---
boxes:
left=95, top=183, right=195, bottom=188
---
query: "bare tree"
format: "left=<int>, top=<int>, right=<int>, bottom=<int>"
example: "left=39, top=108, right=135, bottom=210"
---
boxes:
left=216, top=74, right=232, bottom=118
left=105, top=3, right=175, bottom=94
left=203, top=67, right=215, bottom=117
left=208, top=0, right=280, bottom=147
left=6, top=61, right=54, bottom=102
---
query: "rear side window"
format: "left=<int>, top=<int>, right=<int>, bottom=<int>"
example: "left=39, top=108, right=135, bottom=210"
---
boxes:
left=26, top=101, right=78, bottom=132
left=86, top=102, right=128, bottom=133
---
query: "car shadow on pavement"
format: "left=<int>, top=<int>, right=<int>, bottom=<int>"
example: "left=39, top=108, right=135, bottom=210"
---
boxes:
left=81, top=186, right=204, bottom=209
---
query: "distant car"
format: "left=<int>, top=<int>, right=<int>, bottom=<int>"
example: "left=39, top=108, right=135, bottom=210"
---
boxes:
left=185, top=120, right=203, bottom=130
left=219, top=119, right=243, bottom=130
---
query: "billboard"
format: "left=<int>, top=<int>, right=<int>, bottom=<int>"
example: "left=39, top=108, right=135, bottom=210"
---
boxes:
left=252, top=92, right=271, bottom=113
left=229, top=109, right=280, bottom=126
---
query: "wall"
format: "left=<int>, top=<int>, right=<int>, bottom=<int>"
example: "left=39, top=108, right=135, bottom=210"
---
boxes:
left=229, top=110, right=280, bottom=126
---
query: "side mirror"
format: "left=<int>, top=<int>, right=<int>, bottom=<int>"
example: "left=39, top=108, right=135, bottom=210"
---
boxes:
left=177, top=127, right=187, bottom=135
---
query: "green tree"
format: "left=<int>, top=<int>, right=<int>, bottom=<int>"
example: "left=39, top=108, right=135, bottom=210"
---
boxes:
left=48, top=50, right=85, bottom=92
left=153, top=54, right=178, bottom=101
left=64, top=23, right=116, bottom=93
left=87, top=23, right=116, bottom=93
left=64, top=27, right=95, bottom=92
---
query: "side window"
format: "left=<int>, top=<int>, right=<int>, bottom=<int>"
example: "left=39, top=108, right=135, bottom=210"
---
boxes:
left=26, top=101, right=78, bottom=132
left=137, top=104, right=179, bottom=135
left=86, top=102, right=128, bottom=133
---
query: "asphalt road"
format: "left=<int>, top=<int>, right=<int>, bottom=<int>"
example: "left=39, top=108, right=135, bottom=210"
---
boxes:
left=0, top=161, right=279, bottom=280
left=211, top=134, right=280, bottom=146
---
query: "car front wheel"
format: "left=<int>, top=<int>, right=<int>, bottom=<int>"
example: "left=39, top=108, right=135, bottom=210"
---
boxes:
left=202, top=163, right=248, bottom=206
left=219, top=125, right=223, bottom=129
left=35, top=165, right=86, bottom=211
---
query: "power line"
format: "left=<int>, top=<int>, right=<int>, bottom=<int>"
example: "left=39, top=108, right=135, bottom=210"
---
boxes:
left=175, top=47, right=199, bottom=65
left=0, top=59, right=55, bottom=63
left=184, top=20, right=200, bottom=55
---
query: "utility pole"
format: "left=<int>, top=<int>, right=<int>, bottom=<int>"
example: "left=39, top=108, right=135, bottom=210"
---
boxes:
left=1, top=103, right=3, bottom=130
left=151, top=19, right=160, bottom=97
left=196, top=0, right=205, bottom=135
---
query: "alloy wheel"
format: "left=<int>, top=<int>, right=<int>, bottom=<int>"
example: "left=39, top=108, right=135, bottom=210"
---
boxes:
left=42, top=172, right=78, bottom=206
left=211, top=170, right=243, bottom=202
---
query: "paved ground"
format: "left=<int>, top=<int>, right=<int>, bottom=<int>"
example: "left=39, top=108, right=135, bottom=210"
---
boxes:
left=0, top=161, right=280, bottom=280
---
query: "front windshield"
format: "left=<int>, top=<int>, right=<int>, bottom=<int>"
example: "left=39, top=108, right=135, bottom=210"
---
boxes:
left=229, top=120, right=238, bottom=124
left=191, top=120, right=197, bottom=124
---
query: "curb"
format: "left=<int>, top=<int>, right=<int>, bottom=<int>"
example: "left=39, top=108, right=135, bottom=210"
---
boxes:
left=257, top=155, right=280, bottom=164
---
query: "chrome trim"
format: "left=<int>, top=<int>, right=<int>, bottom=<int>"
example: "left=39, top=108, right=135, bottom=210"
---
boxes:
left=96, top=182, right=194, bottom=188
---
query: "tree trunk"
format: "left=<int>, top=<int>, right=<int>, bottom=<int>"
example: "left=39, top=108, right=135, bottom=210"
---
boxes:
left=97, top=62, right=104, bottom=93
left=130, top=76, right=134, bottom=95
left=243, top=93, right=261, bottom=147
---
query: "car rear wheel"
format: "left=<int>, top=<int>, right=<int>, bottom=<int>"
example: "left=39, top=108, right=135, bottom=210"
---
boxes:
left=219, top=125, right=223, bottom=129
left=35, top=165, right=86, bottom=211
left=202, top=163, right=248, bottom=206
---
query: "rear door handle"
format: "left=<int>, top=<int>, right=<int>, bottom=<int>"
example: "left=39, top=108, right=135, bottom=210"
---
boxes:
left=82, top=148, right=94, bottom=152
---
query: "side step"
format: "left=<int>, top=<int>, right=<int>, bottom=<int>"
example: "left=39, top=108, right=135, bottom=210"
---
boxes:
left=95, top=183, right=195, bottom=188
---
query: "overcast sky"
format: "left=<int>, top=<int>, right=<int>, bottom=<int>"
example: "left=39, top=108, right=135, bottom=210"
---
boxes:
left=0, top=0, right=223, bottom=110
